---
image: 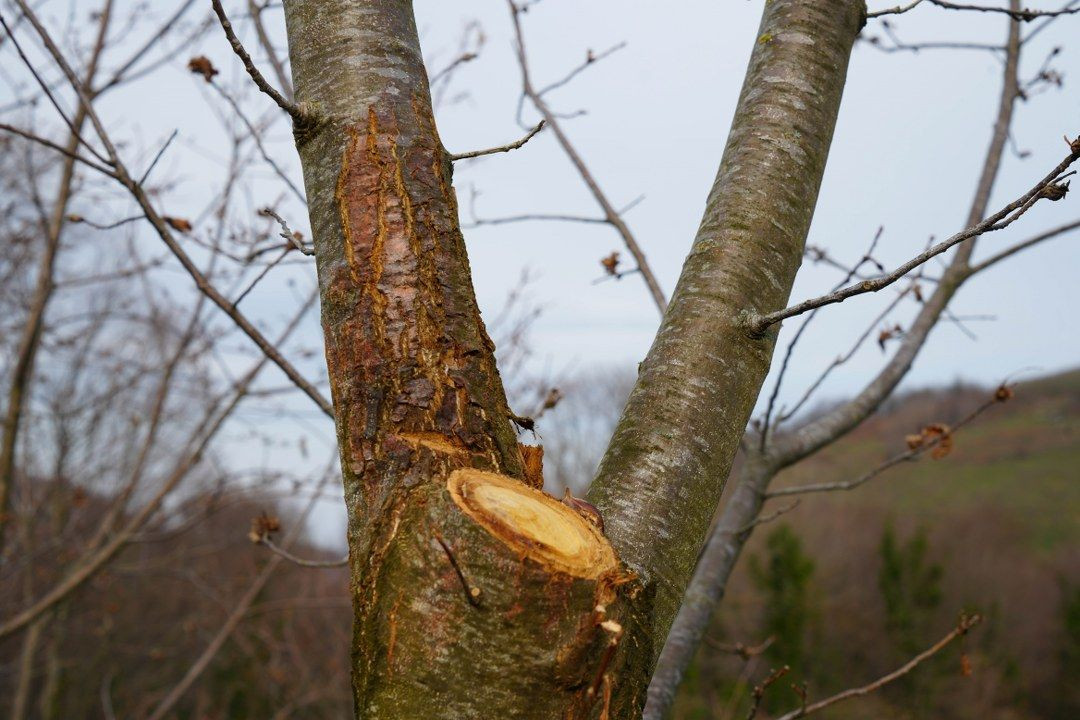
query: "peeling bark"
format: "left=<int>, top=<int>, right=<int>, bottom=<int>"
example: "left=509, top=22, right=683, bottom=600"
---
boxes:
left=285, top=0, right=863, bottom=716
left=285, top=2, right=638, bottom=716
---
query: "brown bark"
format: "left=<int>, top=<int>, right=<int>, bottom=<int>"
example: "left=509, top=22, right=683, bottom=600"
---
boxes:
left=284, top=1, right=636, bottom=716
left=284, top=0, right=862, bottom=716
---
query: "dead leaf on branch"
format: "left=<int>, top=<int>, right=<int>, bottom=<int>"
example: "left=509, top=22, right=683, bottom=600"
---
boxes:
left=905, top=423, right=953, bottom=458
left=187, top=56, right=219, bottom=83
left=164, top=216, right=193, bottom=233
left=600, top=251, right=620, bottom=276
left=877, top=323, right=903, bottom=351
left=248, top=512, right=280, bottom=543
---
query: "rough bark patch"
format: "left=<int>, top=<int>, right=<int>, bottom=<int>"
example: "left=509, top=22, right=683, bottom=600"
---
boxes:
left=448, top=469, right=617, bottom=579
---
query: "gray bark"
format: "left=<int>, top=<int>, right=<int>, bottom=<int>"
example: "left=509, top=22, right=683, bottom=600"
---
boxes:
left=588, top=0, right=864, bottom=675
left=645, top=6, right=1022, bottom=716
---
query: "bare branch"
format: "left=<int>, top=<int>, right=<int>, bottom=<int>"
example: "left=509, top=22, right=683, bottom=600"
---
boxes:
left=246, top=0, right=294, bottom=100
left=866, top=0, right=927, bottom=18
left=209, top=81, right=306, bottom=203
left=259, top=207, right=315, bottom=255
left=0, top=122, right=116, bottom=177
left=209, top=0, right=306, bottom=124
left=535, top=42, right=627, bottom=97
left=750, top=139, right=1080, bottom=333
left=775, top=283, right=912, bottom=425
left=766, top=386, right=1008, bottom=498
left=449, top=119, right=545, bottom=161
left=929, top=0, right=1080, bottom=21
left=256, top=536, right=348, bottom=568
left=508, top=0, right=668, bottom=315
left=774, top=613, right=983, bottom=720
left=137, top=128, right=177, bottom=185
left=737, top=499, right=799, bottom=533
left=747, top=665, right=790, bottom=720
left=968, top=216, right=1080, bottom=273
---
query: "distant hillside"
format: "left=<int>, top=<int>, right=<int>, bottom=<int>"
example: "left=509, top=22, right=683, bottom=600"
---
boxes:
left=674, top=368, right=1080, bottom=720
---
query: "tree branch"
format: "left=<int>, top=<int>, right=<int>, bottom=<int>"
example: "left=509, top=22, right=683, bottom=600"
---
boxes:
left=766, top=386, right=1008, bottom=498
left=589, top=1, right=865, bottom=696
left=256, top=536, right=348, bottom=568
left=750, top=140, right=1079, bottom=334
left=968, top=216, right=1080, bottom=273
left=774, top=613, right=983, bottom=720
left=509, top=2, right=668, bottom=315
left=929, top=0, right=1080, bottom=20
left=449, top=119, right=545, bottom=161
left=209, top=0, right=306, bottom=124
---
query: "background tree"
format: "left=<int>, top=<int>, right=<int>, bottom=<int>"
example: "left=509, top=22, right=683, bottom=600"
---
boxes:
left=0, top=0, right=1077, bottom=718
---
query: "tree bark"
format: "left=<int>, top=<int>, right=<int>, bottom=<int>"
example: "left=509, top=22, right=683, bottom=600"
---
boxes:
left=587, top=0, right=863, bottom=689
left=284, top=0, right=862, bottom=716
left=646, top=6, right=1021, bottom=716
left=284, top=2, right=631, bottom=717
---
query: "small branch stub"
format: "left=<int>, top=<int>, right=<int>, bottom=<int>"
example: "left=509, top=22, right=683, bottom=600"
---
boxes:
left=447, top=469, right=617, bottom=579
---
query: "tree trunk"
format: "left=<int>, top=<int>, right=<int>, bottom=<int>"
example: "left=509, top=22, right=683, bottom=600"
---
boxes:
left=285, top=2, right=631, bottom=717
left=646, top=7, right=1021, bottom=716
left=284, top=0, right=862, bottom=716
left=588, top=0, right=863, bottom=694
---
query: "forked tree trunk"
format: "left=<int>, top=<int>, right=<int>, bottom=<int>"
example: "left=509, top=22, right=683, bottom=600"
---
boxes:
left=284, top=0, right=863, bottom=716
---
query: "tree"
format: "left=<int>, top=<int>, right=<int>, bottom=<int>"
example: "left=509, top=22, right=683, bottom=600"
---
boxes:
left=1, top=0, right=1077, bottom=718
left=750, top=525, right=815, bottom=673
left=280, top=0, right=862, bottom=715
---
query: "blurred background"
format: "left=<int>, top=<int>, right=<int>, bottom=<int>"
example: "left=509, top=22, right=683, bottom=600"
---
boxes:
left=0, top=0, right=1077, bottom=718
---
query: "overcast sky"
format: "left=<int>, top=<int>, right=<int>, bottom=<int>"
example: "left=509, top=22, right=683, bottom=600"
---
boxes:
left=70, top=0, right=1078, bottom=409
left=5, top=0, right=1078, bottom=546
left=412, top=0, right=1080, bottom=406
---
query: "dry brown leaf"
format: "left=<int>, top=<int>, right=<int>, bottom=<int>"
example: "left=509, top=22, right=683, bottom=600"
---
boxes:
left=600, top=251, right=620, bottom=276
left=164, top=216, right=193, bottom=233
left=187, top=56, right=219, bottom=83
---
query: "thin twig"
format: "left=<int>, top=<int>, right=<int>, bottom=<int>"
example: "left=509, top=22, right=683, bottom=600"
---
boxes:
left=0, top=122, right=116, bottom=177
left=450, top=120, right=545, bottom=161
left=257, top=536, right=347, bottom=568
left=737, top=500, right=799, bottom=534
left=433, top=531, right=482, bottom=607
left=968, top=216, right=1080, bottom=273
left=703, top=635, right=775, bottom=660
left=137, top=128, right=178, bottom=185
left=0, top=14, right=111, bottom=165
left=746, top=666, right=790, bottom=720
left=246, top=0, right=293, bottom=100
left=929, top=0, right=1080, bottom=21
left=774, top=613, right=983, bottom=720
left=259, top=207, right=314, bottom=255
left=535, top=42, right=627, bottom=97
left=211, top=82, right=306, bottom=203
left=776, top=284, right=912, bottom=425
left=866, top=0, right=927, bottom=18
left=209, top=0, right=305, bottom=124
left=766, top=387, right=1009, bottom=498
left=508, top=0, right=668, bottom=315
left=751, top=139, right=1080, bottom=333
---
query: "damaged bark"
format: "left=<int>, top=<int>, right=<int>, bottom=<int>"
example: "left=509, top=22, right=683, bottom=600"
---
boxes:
left=284, top=1, right=641, bottom=716
left=283, top=0, right=863, bottom=716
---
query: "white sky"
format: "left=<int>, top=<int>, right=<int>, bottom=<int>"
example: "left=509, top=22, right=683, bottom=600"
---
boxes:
left=412, top=0, right=1080, bottom=405
left=5, top=0, right=1078, bottom=547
